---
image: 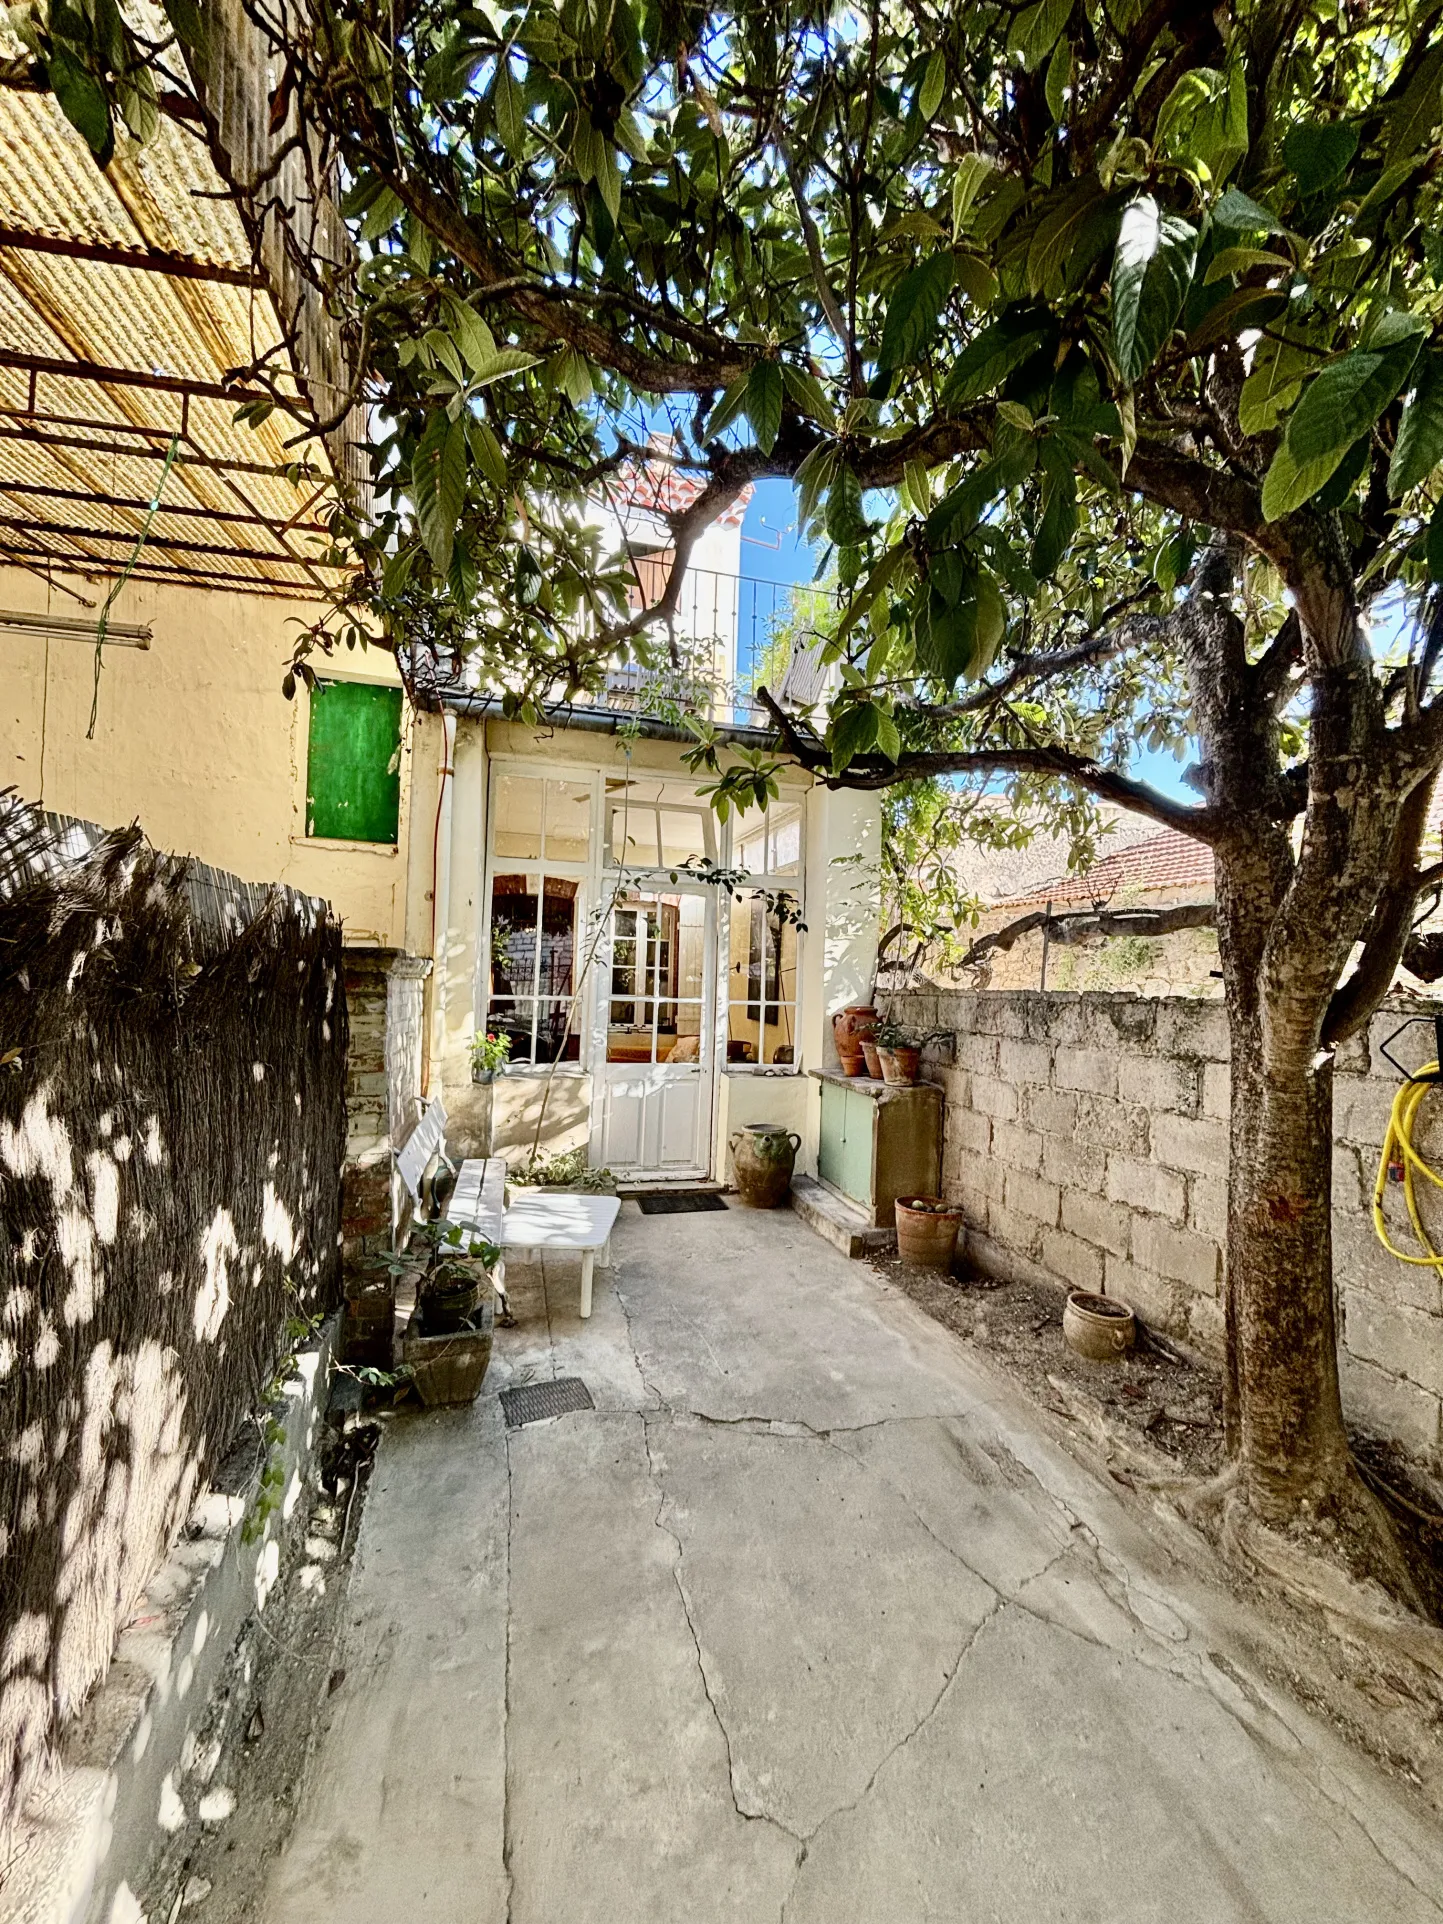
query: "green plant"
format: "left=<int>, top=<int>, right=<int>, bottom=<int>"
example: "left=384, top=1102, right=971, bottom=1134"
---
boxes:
left=470, top=1028, right=511, bottom=1075
left=514, top=1146, right=616, bottom=1192
left=874, top=1018, right=919, bottom=1052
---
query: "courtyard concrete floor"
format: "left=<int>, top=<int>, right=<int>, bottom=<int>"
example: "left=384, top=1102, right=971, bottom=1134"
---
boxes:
left=267, top=1200, right=1443, bottom=1923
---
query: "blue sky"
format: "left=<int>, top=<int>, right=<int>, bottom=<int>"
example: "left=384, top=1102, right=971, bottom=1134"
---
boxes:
left=742, top=478, right=1198, bottom=803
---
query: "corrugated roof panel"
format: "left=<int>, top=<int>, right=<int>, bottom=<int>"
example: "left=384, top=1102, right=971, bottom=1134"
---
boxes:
left=0, top=94, right=147, bottom=248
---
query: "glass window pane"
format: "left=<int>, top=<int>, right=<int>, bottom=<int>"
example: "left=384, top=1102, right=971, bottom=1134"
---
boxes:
left=727, top=1004, right=759, bottom=1065
left=607, top=1006, right=656, bottom=1063
left=545, top=780, right=592, bottom=862
left=538, top=878, right=579, bottom=999
left=488, top=999, right=537, bottom=1062
left=490, top=873, right=541, bottom=998
left=735, top=812, right=767, bottom=873
left=535, top=1000, right=580, bottom=1063
left=762, top=1008, right=798, bottom=1065
left=493, top=773, right=543, bottom=860
left=660, top=809, right=708, bottom=867
left=609, top=804, right=658, bottom=867
left=768, top=802, right=803, bottom=876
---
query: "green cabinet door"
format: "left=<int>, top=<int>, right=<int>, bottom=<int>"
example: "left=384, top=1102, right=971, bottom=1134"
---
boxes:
left=819, top=1080, right=874, bottom=1207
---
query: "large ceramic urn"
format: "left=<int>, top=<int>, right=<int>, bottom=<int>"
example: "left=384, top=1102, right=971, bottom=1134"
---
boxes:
left=832, top=1004, right=878, bottom=1076
left=730, top=1122, right=802, bottom=1208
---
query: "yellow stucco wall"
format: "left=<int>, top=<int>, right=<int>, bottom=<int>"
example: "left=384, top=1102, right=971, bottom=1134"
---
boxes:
left=0, top=568, right=418, bottom=948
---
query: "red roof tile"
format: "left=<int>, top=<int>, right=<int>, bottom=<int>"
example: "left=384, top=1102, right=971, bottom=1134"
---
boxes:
left=996, top=826, right=1214, bottom=909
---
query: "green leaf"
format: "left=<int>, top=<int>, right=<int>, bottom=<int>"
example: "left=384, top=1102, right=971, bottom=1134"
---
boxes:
left=381, top=544, right=417, bottom=599
left=952, top=251, right=999, bottom=306
left=1026, top=178, right=1112, bottom=298
left=1286, top=339, right=1421, bottom=465
left=794, top=440, right=839, bottom=530
left=1009, top=0, right=1070, bottom=71
left=410, top=412, right=468, bottom=575
left=879, top=252, right=955, bottom=371
left=918, top=49, right=946, bottom=121
left=1428, top=499, right=1443, bottom=583
left=829, top=701, right=881, bottom=773
left=1213, top=186, right=1283, bottom=234
left=47, top=46, right=114, bottom=163
left=1261, top=438, right=1350, bottom=521
left=595, top=140, right=622, bottom=224
left=1386, top=43, right=1443, bottom=164
left=448, top=299, right=498, bottom=375
left=1390, top=354, right=1443, bottom=497
left=1110, top=197, right=1197, bottom=383
left=780, top=362, right=837, bottom=431
left=1283, top=120, right=1358, bottom=197
left=927, top=441, right=1037, bottom=543
left=874, top=710, right=902, bottom=763
left=1031, top=452, right=1078, bottom=579
left=745, top=361, right=783, bottom=453
left=466, top=346, right=540, bottom=388
left=951, top=154, right=996, bottom=235
left=494, top=60, right=525, bottom=156
left=469, top=417, right=508, bottom=490
left=703, top=373, right=751, bottom=443
left=1203, top=246, right=1294, bottom=285
left=942, top=320, right=1050, bottom=406
left=825, top=466, right=868, bottom=547
left=1044, top=36, right=1071, bottom=123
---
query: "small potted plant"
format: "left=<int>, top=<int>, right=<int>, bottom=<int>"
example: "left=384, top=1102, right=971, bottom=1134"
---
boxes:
left=895, top=1195, right=965, bottom=1269
left=874, top=1018, right=923, bottom=1085
left=401, top=1223, right=502, bottom=1406
left=470, top=1028, right=511, bottom=1083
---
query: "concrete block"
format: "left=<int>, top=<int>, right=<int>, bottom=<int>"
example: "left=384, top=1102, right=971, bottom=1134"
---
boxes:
left=1340, top=1353, right=1442, bottom=1466
left=969, top=1075, right=1019, bottom=1120
left=988, top=1201, right=1044, bottom=1261
left=1061, top=1190, right=1131, bottom=1258
left=1105, top=1155, right=1186, bottom=1222
left=1187, top=1175, right=1229, bottom=1242
left=947, top=1107, right=992, bottom=1157
left=1052, top=1048, right=1118, bottom=1098
left=1333, top=1075, right=1402, bottom=1151
left=1131, top=1215, right=1221, bottom=1293
left=1114, top=1055, right=1198, bottom=1115
left=1083, top=995, right=1158, bottom=1049
left=1041, top=1136, right=1108, bottom=1192
left=1185, top=1291, right=1227, bottom=1358
left=1020, top=1086, right=1078, bottom=1138
left=1154, top=998, right=1229, bottom=1062
left=1074, top=1094, right=1150, bottom=1156
left=1040, top=1227, right=1105, bottom=1293
left=955, top=1032, right=999, bottom=1076
left=1201, top=1061, right=1230, bottom=1121
left=995, top=1037, right=1053, bottom=1086
left=986, top=997, right=1035, bottom=1039
left=1103, top=1257, right=1189, bottom=1335
left=1043, top=997, right=1090, bottom=1046
left=926, top=1065, right=969, bottom=1107
left=1003, top=1168, right=1061, bottom=1228
left=991, top=1120, right=1044, bottom=1174
left=1152, top=1111, right=1229, bottom=1178
left=1345, top=1290, right=1443, bottom=1396
left=1347, top=1202, right=1443, bottom=1314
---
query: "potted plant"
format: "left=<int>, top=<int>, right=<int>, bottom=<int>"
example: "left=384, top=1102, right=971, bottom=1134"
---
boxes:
left=401, top=1223, right=502, bottom=1406
left=895, top=1195, right=965, bottom=1270
left=874, top=1018, right=922, bottom=1085
left=470, top=1028, right=511, bottom=1084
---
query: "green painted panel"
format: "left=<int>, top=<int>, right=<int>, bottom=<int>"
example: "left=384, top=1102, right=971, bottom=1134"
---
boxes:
left=819, top=1080, right=873, bottom=1206
left=306, top=679, right=403, bottom=844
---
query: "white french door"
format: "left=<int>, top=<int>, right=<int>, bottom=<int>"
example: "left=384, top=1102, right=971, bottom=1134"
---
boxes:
left=590, top=884, right=716, bottom=1179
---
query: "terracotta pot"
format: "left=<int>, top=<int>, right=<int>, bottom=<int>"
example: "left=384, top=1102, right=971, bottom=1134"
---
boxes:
left=860, top=1038, right=883, bottom=1079
left=895, top=1195, right=964, bottom=1270
left=730, top=1122, right=802, bottom=1208
left=833, top=1005, right=878, bottom=1076
left=877, top=1044, right=921, bottom=1085
left=1062, top=1291, right=1136, bottom=1362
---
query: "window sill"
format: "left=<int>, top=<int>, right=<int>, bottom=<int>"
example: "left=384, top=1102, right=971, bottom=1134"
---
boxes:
left=482, top=1064, right=588, bottom=1079
left=724, top=1065, right=802, bottom=1078
left=291, top=835, right=400, bottom=857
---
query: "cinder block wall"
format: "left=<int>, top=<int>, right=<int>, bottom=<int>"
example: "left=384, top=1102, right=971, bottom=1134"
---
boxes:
left=885, top=989, right=1443, bottom=1471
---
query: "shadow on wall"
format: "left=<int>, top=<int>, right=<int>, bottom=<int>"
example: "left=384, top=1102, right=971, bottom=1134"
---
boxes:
left=0, top=800, right=347, bottom=1835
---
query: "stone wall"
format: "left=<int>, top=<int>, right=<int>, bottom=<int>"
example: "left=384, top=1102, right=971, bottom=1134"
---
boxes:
left=342, top=949, right=430, bottom=1252
left=886, top=988, right=1443, bottom=1471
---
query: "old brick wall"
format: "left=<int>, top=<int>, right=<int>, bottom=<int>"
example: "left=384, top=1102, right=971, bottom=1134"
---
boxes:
left=886, top=988, right=1443, bottom=1471
left=342, top=950, right=430, bottom=1252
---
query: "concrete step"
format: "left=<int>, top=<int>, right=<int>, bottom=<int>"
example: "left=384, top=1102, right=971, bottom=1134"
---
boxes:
left=790, top=1175, right=896, bottom=1260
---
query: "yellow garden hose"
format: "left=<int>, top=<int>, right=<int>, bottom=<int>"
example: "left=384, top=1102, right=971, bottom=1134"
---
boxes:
left=1373, top=1065, right=1443, bottom=1273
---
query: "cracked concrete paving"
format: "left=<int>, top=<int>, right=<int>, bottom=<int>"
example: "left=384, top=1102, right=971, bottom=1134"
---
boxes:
left=265, top=1199, right=1443, bottom=1923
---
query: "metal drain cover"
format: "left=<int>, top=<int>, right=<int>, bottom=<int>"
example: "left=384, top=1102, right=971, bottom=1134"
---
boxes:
left=500, top=1377, right=595, bottom=1428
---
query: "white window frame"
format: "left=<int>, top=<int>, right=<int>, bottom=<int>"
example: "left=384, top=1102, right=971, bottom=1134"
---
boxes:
left=718, top=791, right=807, bottom=1075
left=480, top=760, right=603, bottom=1076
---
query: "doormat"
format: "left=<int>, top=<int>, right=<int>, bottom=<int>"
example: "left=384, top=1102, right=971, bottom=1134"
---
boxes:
left=636, top=1191, right=728, bottom=1215
left=500, top=1377, right=595, bottom=1428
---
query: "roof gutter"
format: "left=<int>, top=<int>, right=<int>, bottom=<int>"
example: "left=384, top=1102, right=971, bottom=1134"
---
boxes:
left=434, top=688, right=786, bottom=752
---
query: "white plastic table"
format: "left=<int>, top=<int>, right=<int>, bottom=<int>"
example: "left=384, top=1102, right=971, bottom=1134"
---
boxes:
left=500, top=1192, right=622, bottom=1318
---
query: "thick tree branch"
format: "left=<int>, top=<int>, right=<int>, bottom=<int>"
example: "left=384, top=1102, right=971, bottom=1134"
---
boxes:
left=958, top=900, right=1216, bottom=972
left=1323, top=774, right=1439, bottom=1046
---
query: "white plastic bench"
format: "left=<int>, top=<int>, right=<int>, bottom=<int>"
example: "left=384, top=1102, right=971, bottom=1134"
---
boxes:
left=394, top=1096, right=508, bottom=1303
